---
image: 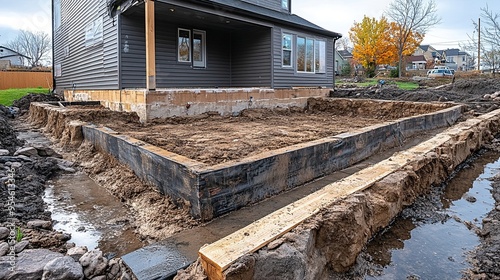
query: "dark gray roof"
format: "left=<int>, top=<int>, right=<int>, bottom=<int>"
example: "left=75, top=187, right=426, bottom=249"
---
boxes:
left=205, top=0, right=341, bottom=38
left=444, top=48, right=460, bottom=56
left=338, top=50, right=352, bottom=58
left=419, top=45, right=430, bottom=52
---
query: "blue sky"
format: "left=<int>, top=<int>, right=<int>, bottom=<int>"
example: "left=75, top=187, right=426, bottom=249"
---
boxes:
left=0, top=0, right=51, bottom=45
left=0, top=0, right=498, bottom=51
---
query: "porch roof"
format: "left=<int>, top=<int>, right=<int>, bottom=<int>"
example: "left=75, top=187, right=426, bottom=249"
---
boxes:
left=108, top=0, right=342, bottom=39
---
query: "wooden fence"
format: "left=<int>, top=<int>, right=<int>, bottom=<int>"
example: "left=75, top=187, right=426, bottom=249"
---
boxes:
left=0, top=71, right=53, bottom=90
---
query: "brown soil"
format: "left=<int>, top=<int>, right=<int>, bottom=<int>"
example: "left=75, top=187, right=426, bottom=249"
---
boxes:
left=78, top=99, right=448, bottom=166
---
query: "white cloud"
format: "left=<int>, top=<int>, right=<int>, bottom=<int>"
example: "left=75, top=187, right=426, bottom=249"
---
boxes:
left=293, top=0, right=499, bottom=50
left=0, top=0, right=51, bottom=44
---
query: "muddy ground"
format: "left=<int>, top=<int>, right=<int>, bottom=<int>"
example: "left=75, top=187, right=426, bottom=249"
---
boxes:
left=2, top=77, right=500, bottom=279
left=332, top=78, right=500, bottom=114
left=328, top=77, right=500, bottom=280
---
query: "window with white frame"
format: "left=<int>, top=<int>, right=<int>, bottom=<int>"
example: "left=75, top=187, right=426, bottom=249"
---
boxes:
left=178, top=28, right=191, bottom=62
left=296, top=36, right=325, bottom=73
left=178, top=28, right=207, bottom=67
left=282, top=0, right=289, bottom=10
left=54, top=0, right=61, bottom=30
left=193, top=30, right=206, bottom=67
left=315, top=40, right=326, bottom=73
left=282, top=33, right=292, bottom=67
left=85, top=17, right=103, bottom=48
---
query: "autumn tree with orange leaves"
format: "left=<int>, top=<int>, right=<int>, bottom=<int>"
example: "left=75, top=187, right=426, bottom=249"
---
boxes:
left=349, top=15, right=426, bottom=77
left=349, top=16, right=396, bottom=77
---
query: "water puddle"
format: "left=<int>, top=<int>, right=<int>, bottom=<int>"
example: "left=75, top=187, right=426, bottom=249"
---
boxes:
left=16, top=127, right=145, bottom=257
left=364, top=151, right=499, bottom=279
left=44, top=172, right=145, bottom=257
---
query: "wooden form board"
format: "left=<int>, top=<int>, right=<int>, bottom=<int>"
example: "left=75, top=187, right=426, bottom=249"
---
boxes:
left=198, top=131, right=463, bottom=280
left=145, top=0, right=156, bottom=90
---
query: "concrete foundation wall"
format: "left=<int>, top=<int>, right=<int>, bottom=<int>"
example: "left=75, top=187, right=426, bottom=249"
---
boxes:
left=28, top=100, right=462, bottom=220
left=197, top=105, right=462, bottom=219
left=81, top=126, right=204, bottom=216
left=64, top=88, right=330, bottom=122
left=64, top=89, right=148, bottom=121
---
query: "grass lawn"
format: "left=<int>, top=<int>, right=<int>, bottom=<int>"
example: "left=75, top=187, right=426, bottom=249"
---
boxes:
left=0, top=88, right=50, bottom=106
left=336, top=78, right=419, bottom=90
left=394, top=81, right=419, bottom=90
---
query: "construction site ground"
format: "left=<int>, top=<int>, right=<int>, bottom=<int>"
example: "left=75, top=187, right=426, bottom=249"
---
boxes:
left=1, top=77, right=500, bottom=279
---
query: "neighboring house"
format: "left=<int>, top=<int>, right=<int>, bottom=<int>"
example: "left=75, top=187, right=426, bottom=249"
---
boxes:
left=54, top=0, right=342, bottom=120
left=458, top=51, right=473, bottom=71
left=334, top=50, right=347, bottom=75
left=406, top=55, right=426, bottom=70
left=414, top=45, right=441, bottom=64
left=336, top=49, right=355, bottom=73
left=0, top=46, right=30, bottom=67
left=443, top=49, right=460, bottom=71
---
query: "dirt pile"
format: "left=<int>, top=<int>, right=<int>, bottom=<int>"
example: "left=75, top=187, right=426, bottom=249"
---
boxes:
left=0, top=108, right=23, bottom=153
left=12, top=93, right=62, bottom=114
left=331, top=78, right=500, bottom=113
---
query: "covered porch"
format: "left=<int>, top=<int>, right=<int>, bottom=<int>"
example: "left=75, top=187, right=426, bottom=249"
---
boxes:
left=117, top=0, right=274, bottom=90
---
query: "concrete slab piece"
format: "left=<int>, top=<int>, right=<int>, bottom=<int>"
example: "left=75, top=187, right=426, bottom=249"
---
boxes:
left=122, top=242, right=191, bottom=280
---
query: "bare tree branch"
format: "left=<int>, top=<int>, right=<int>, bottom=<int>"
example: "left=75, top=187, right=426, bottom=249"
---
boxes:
left=6, top=30, right=51, bottom=68
left=386, top=0, right=441, bottom=77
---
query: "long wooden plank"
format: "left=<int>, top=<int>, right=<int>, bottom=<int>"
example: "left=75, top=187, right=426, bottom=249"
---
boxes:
left=198, top=132, right=456, bottom=279
left=145, top=0, right=156, bottom=90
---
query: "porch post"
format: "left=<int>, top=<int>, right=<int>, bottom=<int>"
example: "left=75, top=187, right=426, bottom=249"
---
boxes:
left=145, top=0, right=156, bottom=90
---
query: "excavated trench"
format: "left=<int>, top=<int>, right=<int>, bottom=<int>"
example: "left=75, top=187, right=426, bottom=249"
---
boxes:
left=25, top=97, right=500, bottom=279
left=16, top=123, right=145, bottom=258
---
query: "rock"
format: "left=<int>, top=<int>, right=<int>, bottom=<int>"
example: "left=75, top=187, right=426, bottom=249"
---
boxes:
left=14, top=240, right=30, bottom=253
left=57, top=164, right=77, bottom=173
left=27, top=220, right=52, bottom=229
left=50, top=157, right=75, bottom=167
left=0, top=227, right=10, bottom=240
left=0, top=156, right=24, bottom=163
left=14, top=147, right=39, bottom=157
left=79, top=249, right=108, bottom=278
left=0, top=149, right=9, bottom=156
left=0, top=249, right=64, bottom=280
left=107, top=258, right=122, bottom=279
left=55, top=233, right=71, bottom=241
left=34, top=146, right=62, bottom=158
left=91, top=276, right=107, bottom=280
left=42, top=256, right=84, bottom=280
left=10, top=162, right=22, bottom=169
left=17, top=155, right=34, bottom=162
left=0, top=242, right=9, bottom=256
left=67, top=246, right=88, bottom=262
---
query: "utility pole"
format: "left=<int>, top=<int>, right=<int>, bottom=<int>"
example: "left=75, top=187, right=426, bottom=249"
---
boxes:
left=478, top=18, right=481, bottom=71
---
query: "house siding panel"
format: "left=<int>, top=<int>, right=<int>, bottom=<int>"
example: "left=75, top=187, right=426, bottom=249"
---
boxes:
left=54, top=0, right=118, bottom=90
left=231, top=29, right=272, bottom=87
left=121, top=14, right=274, bottom=88
left=272, top=27, right=334, bottom=88
left=120, top=14, right=146, bottom=89
left=155, top=20, right=232, bottom=88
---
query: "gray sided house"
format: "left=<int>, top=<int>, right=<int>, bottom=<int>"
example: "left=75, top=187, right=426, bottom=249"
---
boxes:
left=0, top=46, right=30, bottom=67
left=53, top=0, right=341, bottom=120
